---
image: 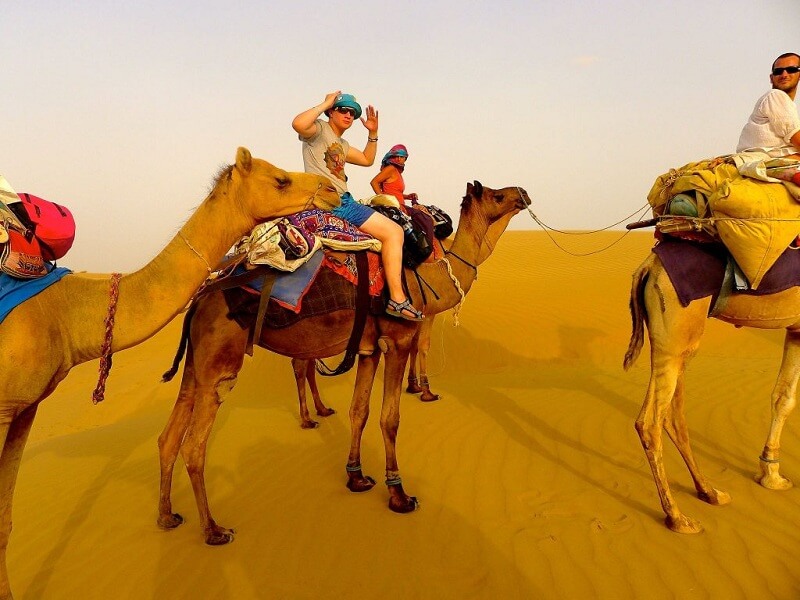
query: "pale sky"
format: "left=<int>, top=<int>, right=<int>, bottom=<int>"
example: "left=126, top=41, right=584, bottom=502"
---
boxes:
left=3, top=1, right=798, bottom=271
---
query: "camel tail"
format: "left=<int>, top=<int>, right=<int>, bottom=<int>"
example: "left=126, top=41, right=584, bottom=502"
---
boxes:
left=161, top=304, right=197, bottom=382
left=623, top=258, right=651, bottom=371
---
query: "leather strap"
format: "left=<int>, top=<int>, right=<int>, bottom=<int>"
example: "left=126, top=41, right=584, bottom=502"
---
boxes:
left=315, top=251, right=371, bottom=376
left=247, top=270, right=278, bottom=356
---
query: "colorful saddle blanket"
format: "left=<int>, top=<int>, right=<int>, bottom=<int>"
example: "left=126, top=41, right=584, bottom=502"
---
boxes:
left=0, top=266, right=72, bottom=324
left=653, top=237, right=800, bottom=307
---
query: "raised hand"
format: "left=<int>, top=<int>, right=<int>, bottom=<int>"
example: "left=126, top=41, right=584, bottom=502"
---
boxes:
left=361, top=105, right=379, bottom=134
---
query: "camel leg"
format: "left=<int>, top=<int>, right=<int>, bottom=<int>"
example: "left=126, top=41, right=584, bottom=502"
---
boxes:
left=636, top=357, right=702, bottom=533
left=756, top=329, right=800, bottom=490
left=306, top=360, right=335, bottom=418
left=346, top=352, right=380, bottom=493
left=636, top=272, right=709, bottom=534
left=663, top=375, right=731, bottom=506
left=381, top=338, right=419, bottom=513
left=181, top=383, right=236, bottom=545
left=406, top=327, right=423, bottom=394
left=157, top=356, right=197, bottom=530
left=292, top=359, right=317, bottom=429
left=415, top=318, right=439, bottom=402
left=0, top=406, right=38, bottom=600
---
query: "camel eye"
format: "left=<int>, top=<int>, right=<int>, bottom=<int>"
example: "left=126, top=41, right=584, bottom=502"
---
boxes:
left=275, top=176, right=290, bottom=189
left=493, top=194, right=504, bottom=202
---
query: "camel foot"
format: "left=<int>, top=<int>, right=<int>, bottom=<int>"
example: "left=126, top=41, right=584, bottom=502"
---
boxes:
left=157, top=512, right=184, bottom=530
left=346, top=472, right=376, bottom=493
left=419, top=389, right=440, bottom=402
left=389, top=495, right=419, bottom=513
left=388, top=485, right=419, bottom=514
left=406, top=382, right=423, bottom=394
left=697, top=487, right=731, bottom=506
left=300, top=419, right=320, bottom=429
left=665, top=514, right=703, bottom=534
left=316, top=407, right=336, bottom=417
left=205, top=526, right=236, bottom=546
left=755, top=470, right=793, bottom=491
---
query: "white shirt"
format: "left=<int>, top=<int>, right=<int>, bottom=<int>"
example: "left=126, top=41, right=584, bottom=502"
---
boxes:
left=737, top=89, right=800, bottom=157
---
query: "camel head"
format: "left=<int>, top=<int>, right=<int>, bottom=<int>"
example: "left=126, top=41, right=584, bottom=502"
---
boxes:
left=462, top=180, right=531, bottom=224
left=228, top=147, right=341, bottom=220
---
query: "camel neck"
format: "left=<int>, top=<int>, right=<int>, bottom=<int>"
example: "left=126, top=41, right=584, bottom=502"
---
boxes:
left=107, top=181, right=251, bottom=352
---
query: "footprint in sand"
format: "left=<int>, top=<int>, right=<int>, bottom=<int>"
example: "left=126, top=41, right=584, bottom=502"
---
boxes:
left=590, top=514, right=632, bottom=533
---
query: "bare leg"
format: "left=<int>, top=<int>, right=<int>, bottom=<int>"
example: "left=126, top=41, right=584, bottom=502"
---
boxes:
left=756, top=329, right=800, bottom=490
left=0, top=406, right=38, bottom=600
left=358, top=213, right=422, bottom=319
left=346, top=352, right=380, bottom=493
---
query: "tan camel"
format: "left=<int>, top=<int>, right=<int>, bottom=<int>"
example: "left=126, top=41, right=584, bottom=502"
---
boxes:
left=156, top=181, right=529, bottom=544
left=289, top=315, right=439, bottom=430
left=624, top=250, right=800, bottom=534
left=0, top=148, right=338, bottom=599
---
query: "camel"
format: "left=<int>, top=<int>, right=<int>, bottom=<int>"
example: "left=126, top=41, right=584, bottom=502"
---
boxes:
left=0, top=148, right=338, bottom=599
left=289, top=316, right=439, bottom=430
left=624, top=249, right=800, bottom=534
left=157, top=181, right=529, bottom=544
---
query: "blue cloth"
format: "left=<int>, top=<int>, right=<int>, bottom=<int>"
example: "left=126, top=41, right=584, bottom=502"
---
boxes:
left=240, top=249, right=325, bottom=312
left=0, top=266, right=72, bottom=324
left=331, top=192, right=374, bottom=227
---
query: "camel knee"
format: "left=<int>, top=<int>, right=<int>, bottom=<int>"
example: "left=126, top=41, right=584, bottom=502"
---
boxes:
left=214, top=377, right=237, bottom=401
left=771, top=392, right=797, bottom=417
left=635, top=420, right=657, bottom=450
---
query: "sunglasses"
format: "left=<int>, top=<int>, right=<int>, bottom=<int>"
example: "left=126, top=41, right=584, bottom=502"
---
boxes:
left=772, top=66, right=800, bottom=76
left=334, top=106, right=357, bottom=117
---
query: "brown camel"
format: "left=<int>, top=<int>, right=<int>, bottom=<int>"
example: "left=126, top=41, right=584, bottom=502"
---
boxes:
left=624, top=250, right=800, bottom=534
left=289, top=315, right=439, bottom=430
left=0, top=148, right=338, bottom=599
left=157, top=181, right=529, bottom=544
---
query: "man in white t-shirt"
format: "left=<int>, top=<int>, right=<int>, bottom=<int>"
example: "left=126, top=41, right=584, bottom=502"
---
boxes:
left=737, top=52, right=800, bottom=157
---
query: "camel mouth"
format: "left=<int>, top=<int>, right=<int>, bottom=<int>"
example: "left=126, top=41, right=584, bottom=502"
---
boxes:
left=516, top=188, right=532, bottom=208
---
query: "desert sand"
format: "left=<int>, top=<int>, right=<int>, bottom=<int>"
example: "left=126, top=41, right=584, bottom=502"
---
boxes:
left=9, top=231, right=800, bottom=599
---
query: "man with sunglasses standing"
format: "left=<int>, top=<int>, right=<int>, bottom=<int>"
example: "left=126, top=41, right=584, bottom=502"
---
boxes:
left=292, top=91, right=424, bottom=321
left=737, top=53, right=800, bottom=158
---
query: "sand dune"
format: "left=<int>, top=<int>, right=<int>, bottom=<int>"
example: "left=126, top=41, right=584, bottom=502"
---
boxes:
left=9, top=231, right=800, bottom=599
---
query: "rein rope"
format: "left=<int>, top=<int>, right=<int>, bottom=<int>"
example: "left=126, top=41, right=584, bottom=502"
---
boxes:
left=92, top=272, right=122, bottom=404
left=441, top=254, right=467, bottom=326
left=525, top=203, right=652, bottom=257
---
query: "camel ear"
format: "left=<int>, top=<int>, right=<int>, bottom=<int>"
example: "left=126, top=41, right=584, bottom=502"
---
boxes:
left=472, top=181, right=483, bottom=198
left=236, top=147, right=252, bottom=174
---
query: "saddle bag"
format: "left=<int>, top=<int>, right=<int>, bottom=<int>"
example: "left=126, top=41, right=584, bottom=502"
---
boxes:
left=426, top=205, right=454, bottom=239
left=1, top=229, right=48, bottom=279
left=9, top=193, right=76, bottom=261
left=372, top=205, right=432, bottom=269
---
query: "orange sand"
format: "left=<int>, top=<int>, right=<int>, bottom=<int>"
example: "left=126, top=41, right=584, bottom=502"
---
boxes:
left=10, top=231, right=800, bottom=599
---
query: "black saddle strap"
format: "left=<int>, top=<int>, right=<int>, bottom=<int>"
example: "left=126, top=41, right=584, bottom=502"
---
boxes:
left=315, top=251, right=370, bottom=376
left=247, top=270, right=278, bottom=356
